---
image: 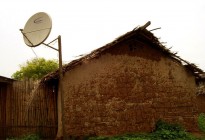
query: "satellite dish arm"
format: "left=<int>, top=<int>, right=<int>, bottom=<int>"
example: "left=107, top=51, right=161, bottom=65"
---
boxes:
left=42, top=37, right=59, bottom=51
left=20, top=29, right=34, bottom=46
left=42, top=42, right=58, bottom=51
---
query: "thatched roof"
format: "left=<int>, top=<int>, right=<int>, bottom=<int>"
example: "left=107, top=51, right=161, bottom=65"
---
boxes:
left=0, top=76, right=15, bottom=84
left=41, top=21, right=204, bottom=83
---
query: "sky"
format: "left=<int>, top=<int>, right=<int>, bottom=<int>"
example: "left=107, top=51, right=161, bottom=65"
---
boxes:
left=0, top=0, right=205, bottom=78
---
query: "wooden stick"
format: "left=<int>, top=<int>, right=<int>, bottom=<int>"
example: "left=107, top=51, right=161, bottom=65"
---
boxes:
left=149, top=27, right=161, bottom=32
left=140, top=21, right=151, bottom=30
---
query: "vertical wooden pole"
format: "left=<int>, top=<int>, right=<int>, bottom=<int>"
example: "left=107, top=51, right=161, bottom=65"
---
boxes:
left=57, top=35, right=65, bottom=139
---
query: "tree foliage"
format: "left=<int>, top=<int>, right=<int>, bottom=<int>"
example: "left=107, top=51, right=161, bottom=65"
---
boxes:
left=12, top=58, right=58, bottom=80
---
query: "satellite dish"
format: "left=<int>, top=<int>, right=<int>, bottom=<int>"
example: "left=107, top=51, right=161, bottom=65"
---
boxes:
left=22, top=12, right=52, bottom=47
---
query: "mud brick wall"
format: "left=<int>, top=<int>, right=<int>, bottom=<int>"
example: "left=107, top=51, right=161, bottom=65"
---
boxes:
left=196, top=94, right=205, bottom=113
left=62, top=40, right=198, bottom=137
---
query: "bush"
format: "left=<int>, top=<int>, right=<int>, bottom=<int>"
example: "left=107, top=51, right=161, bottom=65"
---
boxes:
left=152, top=120, right=196, bottom=140
left=154, top=120, right=183, bottom=132
left=198, top=113, right=205, bottom=133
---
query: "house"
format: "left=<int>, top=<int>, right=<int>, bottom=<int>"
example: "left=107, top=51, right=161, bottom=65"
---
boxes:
left=42, top=21, right=205, bottom=138
left=0, top=76, right=14, bottom=138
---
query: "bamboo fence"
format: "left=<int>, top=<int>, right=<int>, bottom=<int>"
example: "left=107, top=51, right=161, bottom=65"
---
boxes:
left=0, top=79, right=58, bottom=139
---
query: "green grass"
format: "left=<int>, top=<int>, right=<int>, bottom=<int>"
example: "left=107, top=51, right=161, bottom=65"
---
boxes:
left=88, top=132, right=199, bottom=140
left=6, top=134, right=40, bottom=140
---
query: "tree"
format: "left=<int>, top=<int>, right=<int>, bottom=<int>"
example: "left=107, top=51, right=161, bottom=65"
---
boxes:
left=12, top=58, right=58, bottom=80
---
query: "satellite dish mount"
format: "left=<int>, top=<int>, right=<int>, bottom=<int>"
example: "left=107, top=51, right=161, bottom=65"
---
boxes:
left=20, top=12, right=65, bottom=138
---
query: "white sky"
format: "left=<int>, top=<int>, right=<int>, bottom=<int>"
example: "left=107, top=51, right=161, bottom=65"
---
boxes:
left=1, top=0, right=205, bottom=77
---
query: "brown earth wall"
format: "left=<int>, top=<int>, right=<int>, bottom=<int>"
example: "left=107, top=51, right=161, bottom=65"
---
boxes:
left=62, top=40, right=198, bottom=137
left=196, top=94, right=205, bottom=113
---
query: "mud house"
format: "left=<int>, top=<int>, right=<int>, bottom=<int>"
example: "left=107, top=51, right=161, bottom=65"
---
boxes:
left=0, top=76, right=14, bottom=138
left=41, top=22, right=205, bottom=137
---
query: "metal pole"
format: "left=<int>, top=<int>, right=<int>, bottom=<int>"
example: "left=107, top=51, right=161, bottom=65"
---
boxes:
left=20, top=29, right=34, bottom=46
left=58, top=35, right=65, bottom=139
left=42, top=43, right=58, bottom=51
